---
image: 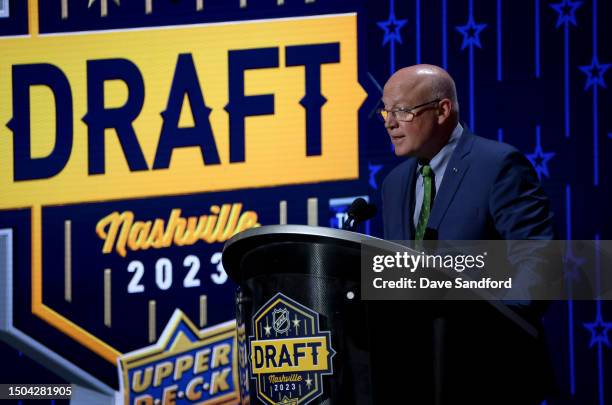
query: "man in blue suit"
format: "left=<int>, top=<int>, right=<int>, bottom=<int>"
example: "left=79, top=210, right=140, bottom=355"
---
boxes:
left=372, top=65, right=557, bottom=404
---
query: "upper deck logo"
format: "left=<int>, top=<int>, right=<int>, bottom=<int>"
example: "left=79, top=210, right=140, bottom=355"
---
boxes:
left=118, top=309, right=239, bottom=405
left=249, top=293, right=335, bottom=405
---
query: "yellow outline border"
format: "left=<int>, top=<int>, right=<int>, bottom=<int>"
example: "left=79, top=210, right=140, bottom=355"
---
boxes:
left=31, top=205, right=121, bottom=363
left=28, top=0, right=38, bottom=36
left=23, top=0, right=117, bottom=367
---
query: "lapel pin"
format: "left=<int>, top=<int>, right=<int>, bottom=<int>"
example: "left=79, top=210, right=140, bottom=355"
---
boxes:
left=452, top=167, right=458, bottom=173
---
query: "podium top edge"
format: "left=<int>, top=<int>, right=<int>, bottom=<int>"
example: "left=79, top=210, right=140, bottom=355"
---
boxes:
left=222, top=225, right=394, bottom=282
left=224, top=224, right=385, bottom=249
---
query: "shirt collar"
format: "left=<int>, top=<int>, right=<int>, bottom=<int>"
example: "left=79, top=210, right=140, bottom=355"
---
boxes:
left=417, top=122, right=463, bottom=174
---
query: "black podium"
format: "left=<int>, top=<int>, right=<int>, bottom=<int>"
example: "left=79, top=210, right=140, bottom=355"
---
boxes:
left=222, top=225, right=556, bottom=405
left=223, top=225, right=387, bottom=405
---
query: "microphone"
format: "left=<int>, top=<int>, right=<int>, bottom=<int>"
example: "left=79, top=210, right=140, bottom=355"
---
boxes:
left=342, top=198, right=377, bottom=231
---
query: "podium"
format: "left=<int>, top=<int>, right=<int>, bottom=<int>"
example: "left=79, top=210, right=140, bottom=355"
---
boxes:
left=223, top=225, right=559, bottom=405
left=223, top=225, right=384, bottom=405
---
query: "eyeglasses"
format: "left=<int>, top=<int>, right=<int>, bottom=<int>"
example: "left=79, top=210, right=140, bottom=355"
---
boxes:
left=377, top=99, right=441, bottom=122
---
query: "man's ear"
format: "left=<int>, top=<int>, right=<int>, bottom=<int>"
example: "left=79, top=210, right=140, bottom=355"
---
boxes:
left=437, top=99, right=452, bottom=124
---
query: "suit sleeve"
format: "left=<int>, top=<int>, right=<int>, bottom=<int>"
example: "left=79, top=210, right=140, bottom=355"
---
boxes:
left=489, top=150, right=559, bottom=318
left=489, top=150, right=555, bottom=240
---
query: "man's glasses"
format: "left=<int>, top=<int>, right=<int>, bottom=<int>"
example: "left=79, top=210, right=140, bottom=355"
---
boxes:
left=377, top=99, right=441, bottom=122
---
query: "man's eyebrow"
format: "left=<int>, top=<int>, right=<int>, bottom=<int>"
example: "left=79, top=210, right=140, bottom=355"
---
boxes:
left=381, top=102, right=410, bottom=109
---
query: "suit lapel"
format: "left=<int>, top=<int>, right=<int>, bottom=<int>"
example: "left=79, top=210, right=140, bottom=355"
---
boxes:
left=427, top=128, right=475, bottom=232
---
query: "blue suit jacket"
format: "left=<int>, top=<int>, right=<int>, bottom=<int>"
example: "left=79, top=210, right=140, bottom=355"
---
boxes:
left=374, top=127, right=557, bottom=404
left=382, top=127, right=555, bottom=241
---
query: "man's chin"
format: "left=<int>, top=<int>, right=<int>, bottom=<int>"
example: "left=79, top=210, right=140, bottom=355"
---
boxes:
left=393, top=147, right=417, bottom=158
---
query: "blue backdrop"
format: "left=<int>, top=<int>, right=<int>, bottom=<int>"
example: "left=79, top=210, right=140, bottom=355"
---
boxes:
left=1, top=0, right=611, bottom=404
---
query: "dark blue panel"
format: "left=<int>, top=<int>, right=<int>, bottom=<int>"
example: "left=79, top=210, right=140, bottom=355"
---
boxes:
left=0, top=0, right=28, bottom=36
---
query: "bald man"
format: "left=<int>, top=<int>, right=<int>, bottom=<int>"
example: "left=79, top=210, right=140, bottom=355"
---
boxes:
left=373, top=65, right=557, bottom=404
left=380, top=64, right=554, bottom=240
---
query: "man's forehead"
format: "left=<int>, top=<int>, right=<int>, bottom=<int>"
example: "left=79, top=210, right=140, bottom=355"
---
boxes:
left=383, top=80, right=427, bottom=105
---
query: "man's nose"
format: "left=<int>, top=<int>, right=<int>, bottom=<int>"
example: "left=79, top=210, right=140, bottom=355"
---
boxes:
left=384, top=114, right=398, bottom=130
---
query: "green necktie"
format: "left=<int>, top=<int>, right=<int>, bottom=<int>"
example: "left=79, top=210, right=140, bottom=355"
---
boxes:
left=415, top=165, right=435, bottom=241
